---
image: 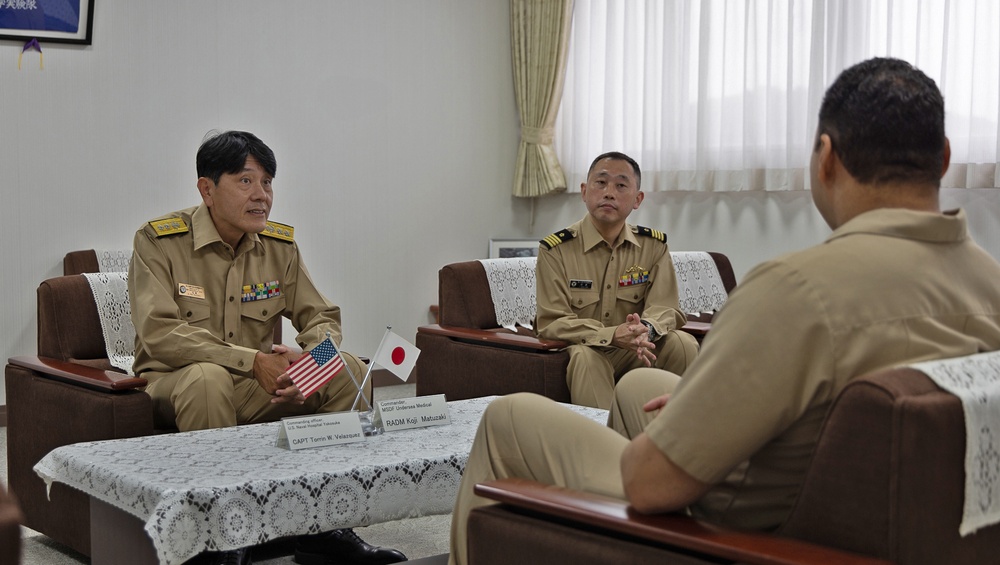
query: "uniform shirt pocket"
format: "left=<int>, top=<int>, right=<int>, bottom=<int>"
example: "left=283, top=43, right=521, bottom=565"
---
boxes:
left=616, top=283, right=646, bottom=305
left=176, top=297, right=211, bottom=325
left=569, top=289, right=600, bottom=316
left=241, top=295, right=286, bottom=323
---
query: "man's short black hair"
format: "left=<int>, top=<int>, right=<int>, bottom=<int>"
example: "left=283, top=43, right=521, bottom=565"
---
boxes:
left=587, top=151, right=642, bottom=189
left=196, top=130, right=277, bottom=183
left=818, top=57, right=945, bottom=187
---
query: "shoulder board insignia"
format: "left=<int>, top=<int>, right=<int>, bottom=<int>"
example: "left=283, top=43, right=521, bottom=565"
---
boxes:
left=637, top=226, right=666, bottom=243
left=540, top=229, right=575, bottom=250
left=149, top=217, right=189, bottom=237
left=261, top=221, right=294, bottom=242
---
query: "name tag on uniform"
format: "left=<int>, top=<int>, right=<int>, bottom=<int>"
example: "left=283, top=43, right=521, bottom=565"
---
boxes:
left=569, top=279, right=593, bottom=289
left=178, top=283, right=205, bottom=299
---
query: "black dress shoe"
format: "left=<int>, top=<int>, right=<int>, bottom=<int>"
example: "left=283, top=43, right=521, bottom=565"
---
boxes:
left=206, top=547, right=252, bottom=565
left=295, top=528, right=407, bottom=565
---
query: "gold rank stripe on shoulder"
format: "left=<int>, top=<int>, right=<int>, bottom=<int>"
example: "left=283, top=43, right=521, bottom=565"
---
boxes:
left=149, top=217, right=189, bottom=236
left=637, top=226, right=666, bottom=243
left=540, top=229, right=575, bottom=250
left=261, top=221, right=294, bottom=242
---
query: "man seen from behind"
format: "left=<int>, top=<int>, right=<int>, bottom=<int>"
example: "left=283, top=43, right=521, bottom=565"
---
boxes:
left=448, top=57, right=1000, bottom=565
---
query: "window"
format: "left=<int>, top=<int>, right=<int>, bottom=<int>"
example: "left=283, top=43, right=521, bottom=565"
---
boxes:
left=555, top=0, right=1000, bottom=191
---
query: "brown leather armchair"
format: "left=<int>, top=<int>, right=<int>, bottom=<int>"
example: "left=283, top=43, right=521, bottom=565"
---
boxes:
left=6, top=265, right=316, bottom=556
left=415, top=252, right=736, bottom=402
left=466, top=364, right=1000, bottom=565
left=5, top=275, right=154, bottom=556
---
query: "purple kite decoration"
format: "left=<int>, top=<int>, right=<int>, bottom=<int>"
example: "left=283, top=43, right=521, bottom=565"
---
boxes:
left=19, top=38, right=43, bottom=70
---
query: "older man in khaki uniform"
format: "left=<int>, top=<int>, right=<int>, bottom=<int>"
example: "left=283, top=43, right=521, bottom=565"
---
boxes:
left=128, top=130, right=405, bottom=565
left=448, top=59, right=1000, bottom=565
left=536, top=151, right=699, bottom=409
left=129, top=142, right=367, bottom=433
left=129, top=203, right=367, bottom=431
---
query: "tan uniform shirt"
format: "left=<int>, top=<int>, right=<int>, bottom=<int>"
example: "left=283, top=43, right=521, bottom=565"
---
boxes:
left=647, top=208, right=1000, bottom=530
left=129, top=204, right=341, bottom=376
left=536, top=216, right=686, bottom=345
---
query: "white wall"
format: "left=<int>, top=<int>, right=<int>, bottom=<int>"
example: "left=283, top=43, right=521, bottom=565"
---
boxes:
left=2, top=1, right=999, bottom=406
left=0, top=0, right=529, bottom=404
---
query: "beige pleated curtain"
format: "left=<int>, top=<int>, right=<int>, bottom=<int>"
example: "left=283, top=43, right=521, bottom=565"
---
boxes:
left=510, top=0, right=574, bottom=198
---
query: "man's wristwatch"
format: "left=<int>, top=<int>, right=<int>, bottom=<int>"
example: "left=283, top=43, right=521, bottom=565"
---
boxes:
left=640, top=320, right=658, bottom=342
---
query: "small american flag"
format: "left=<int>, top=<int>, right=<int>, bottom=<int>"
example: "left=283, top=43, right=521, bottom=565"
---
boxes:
left=286, top=336, right=345, bottom=398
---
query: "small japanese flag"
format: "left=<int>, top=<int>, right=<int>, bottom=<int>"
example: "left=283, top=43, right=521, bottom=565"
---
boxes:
left=372, top=330, right=420, bottom=382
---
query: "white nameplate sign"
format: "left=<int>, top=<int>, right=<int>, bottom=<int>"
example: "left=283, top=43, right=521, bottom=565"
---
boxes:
left=377, top=394, right=451, bottom=432
left=276, top=412, right=366, bottom=450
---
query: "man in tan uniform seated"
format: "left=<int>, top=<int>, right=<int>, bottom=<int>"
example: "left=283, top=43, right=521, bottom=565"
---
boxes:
left=128, top=131, right=405, bottom=565
left=536, top=151, right=699, bottom=409
left=448, top=58, right=1000, bottom=565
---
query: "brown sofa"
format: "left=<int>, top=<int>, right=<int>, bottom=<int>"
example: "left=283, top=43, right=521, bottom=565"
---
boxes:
left=5, top=275, right=155, bottom=556
left=467, top=364, right=1000, bottom=565
left=6, top=266, right=317, bottom=556
left=2, top=250, right=175, bottom=554
left=415, top=252, right=736, bottom=402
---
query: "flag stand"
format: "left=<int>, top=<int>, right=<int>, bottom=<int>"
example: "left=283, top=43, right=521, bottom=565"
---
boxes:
left=358, top=409, right=382, bottom=437
left=352, top=328, right=391, bottom=436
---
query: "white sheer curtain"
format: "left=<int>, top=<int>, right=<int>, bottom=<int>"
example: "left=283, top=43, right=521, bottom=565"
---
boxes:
left=555, top=0, right=1000, bottom=192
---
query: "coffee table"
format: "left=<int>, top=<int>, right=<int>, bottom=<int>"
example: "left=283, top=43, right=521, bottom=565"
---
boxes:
left=34, top=396, right=606, bottom=565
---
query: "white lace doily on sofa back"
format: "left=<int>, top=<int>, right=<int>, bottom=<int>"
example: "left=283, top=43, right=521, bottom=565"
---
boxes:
left=479, top=258, right=536, bottom=331
left=94, top=248, right=133, bottom=273
left=670, top=251, right=727, bottom=316
left=83, top=272, right=135, bottom=375
left=909, top=350, right=1000, bottom=536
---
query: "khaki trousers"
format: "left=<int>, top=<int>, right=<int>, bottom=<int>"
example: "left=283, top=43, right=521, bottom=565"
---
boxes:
left=449, top=368, right=681, bottom=565
left=143, top=350, right=371, bottom=432
left=567, top=329, right=698, bottom=408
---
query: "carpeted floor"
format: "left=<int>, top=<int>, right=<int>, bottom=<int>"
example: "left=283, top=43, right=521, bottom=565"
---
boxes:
left=2, top=383, right=452, bottom=564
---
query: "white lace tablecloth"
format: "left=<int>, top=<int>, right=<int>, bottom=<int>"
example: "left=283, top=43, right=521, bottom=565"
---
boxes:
left=34, top=397, right=607, bottom=565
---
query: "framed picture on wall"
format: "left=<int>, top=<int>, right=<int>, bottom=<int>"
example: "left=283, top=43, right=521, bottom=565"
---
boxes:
left=0, top=0, right=95, bottom=45
left=489, top=238, right=540, bottom=259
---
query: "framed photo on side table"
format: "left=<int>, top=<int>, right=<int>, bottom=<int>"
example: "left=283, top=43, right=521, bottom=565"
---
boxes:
left=0, top=0, right=95, bottom=45
left=489, top=238, right=540, bottom=259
